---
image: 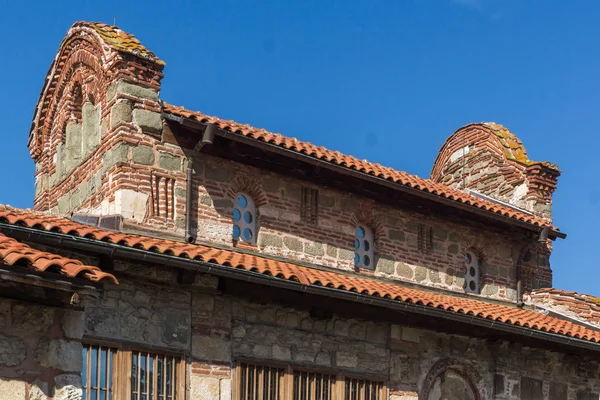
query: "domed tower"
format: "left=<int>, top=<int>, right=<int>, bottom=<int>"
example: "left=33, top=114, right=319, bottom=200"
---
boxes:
left=431, top=123, right=560, bottom=222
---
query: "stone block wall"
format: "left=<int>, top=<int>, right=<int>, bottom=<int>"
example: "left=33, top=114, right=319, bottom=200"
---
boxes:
left=0, top=298, right=84, bottom=400
left=79, top=268, right=600, bottom=400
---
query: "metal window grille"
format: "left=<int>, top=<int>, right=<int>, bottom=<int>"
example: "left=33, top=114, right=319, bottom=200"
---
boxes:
left=82, top=344, right=116, bottom=400
left=293, top=370, right=335, bottom=400
left=344, top=378, right=384, bottom=400
left=131, top=351, right=180, bottom=400
left=238, top=363, right=285, bottom=400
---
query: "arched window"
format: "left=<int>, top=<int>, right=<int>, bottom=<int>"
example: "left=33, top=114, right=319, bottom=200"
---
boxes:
left=464, top=251, right=480, bottom=294
left=233, top=193, right=257, bottom=244
left=354, top=225, right=374, bottom=269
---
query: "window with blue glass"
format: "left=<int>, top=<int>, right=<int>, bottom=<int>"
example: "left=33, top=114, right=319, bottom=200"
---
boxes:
left=82, top=345, right=182, bottom=400
left=354, top=225, right=375, bottom=269
left=233, top=193, right=257, bottom=244
left=131, top=351, right=179, bottom=400
left=82, top=345, right=116, bottom=400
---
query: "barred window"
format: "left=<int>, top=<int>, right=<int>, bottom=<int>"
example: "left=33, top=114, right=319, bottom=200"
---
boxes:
left=293, top=370, right=335, bottom=400
left=344, top=378, right=385, bottom=400
left=81, top=344, right=183, bottom=400
left=235, top=362, right=385, bottom=400
left=238, top=363, right=285, bottom=400
left=131, top=351, right=180, bottom=400
left=82, top=345, right=116, bottom=400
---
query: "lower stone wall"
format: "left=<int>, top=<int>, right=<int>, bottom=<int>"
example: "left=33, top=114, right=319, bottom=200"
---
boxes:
left=0, top=298, right=84, bottom=400
left=16, top=271, right=600, bottom=400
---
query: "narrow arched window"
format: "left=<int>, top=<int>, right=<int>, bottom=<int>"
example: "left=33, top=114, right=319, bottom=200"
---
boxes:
left=233, top=193, right=256, bottom=244
left=354, top=225, right=374, bottom=269
left=464, top=251, right=480, bottom=294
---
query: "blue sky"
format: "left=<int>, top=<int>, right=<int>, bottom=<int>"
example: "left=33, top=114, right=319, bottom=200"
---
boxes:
left=0, top=1, right=598, bottom=294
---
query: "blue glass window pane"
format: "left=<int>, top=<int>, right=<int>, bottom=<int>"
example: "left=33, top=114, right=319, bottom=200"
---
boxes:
left=166, top=358, right=172, bottom=395
left=100, top=391, right=106, bottom=400
left=149, top=355, right=154, bottom=397
left=108, top=350, right=113, bottom=390
left=132, top=353, right=138, bottom=393
left=82, top=347, right=88, bottom=386
left=233, top=208, right=241, bottom=222
left=244, top=211, right=253, bottom=224
left=91, top=347, right=98, bottom=387
left=100, top=348, right=107, bottom=388
left=233, top=225, right=241, bottom=239
left=354, top=239, right=360, bottom=250
left=140, top=354, right=147, bottom=393
left=237, top=195, right=248, bottom=208
left=354, top=253, right=360, bottom=265
left=243, top=228, right=253, bottom=241
left=91, top=390, right=97, bottom=400
left=157, top=357, right=164, bottom=395
left=356, top=226, right=365, bottom=239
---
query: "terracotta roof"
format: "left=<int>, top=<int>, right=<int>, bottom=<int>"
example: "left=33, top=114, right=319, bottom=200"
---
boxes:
left=0, top=231, right=117, bottom=285
left=71, top=21, right=164, bottom=65
left=531, top=288, right=600, bottom=327
left=0, top=205, right=595, bottom=343
left=482, top=122, right=558, bottom=169
left=162, top=103, right=554, bottom=229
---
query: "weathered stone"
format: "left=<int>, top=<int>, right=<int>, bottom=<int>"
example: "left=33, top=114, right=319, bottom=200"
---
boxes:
left=448, top=244, right=459, bottom=254
left=11, top=303, right=54, bottom=333
left=162, top=308, right=189, bottom=345
left=109, top=80, right=159, bottom=101
left=283, top=184, right=302, bottom=202
left=429, top=270, right=441, bottom=284
left=259, top=233, right=283, bottom=248
left=213, top=199, right=233, bottom=210
left=377, top=255, right=395, bottom=274
left=367, top=323, right=388, bottom=344
left=326, top=245, right=337, bottom=258
left=82, top=102, right=100, bottom=154
left=0, top=379, right=26, bottom=400
left=339, top=248, right=354, bottom=261
left=0, top=333, right=27, bottom=367
left=319, top=195, right=335, bottom=208
left=205, top=164, right=233, bottom=182
left=191, top=375, right=220, bottom=400
left=414, top=266, right=427, bottom=282
left=283, top=237, right=302, bottom=252
left=432, top=226, right=449, bottom=240
left=28, top=379, right=48, bottom=400
left=305, top=242, right=324, bottom=256
left=175, top=187, right=186, bottom=198
left=86, top=308, right=119, bottom=337
left=61, top=310, right=84, bottom=340
left=220, top=378, right=231, bottom=400
left=482, top=284, right=499, bottom=296
left=334, top=320, right=349, bottom=336
left=336, top=352, right=358, bottom=368
left=132, top=146, right=155, bottom=165
left=272, top=344, right=291, bottom=360
left=158, top=151, right=182, bottom=171
left=110, top=100, right=132, bottom=128
left=340, top=198, right=358, bottom=212
left=133, top=109, right=163, bottom=133
left=191, top=336, right=230, bottom=362
left=389, top=229, right=405, bottom=241
left=53, top=374, right=81, bottom=400
left=35, top=339, right=82, bottom=372
left=262, top=177, right=280, bottom=193
left=401, top=327, right=420, bottom=343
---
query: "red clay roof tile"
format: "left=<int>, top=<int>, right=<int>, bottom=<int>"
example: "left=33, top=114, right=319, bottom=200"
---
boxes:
left=0, top=205, right=592, bottom=343
left=0, top=231, right=117, bottom=285
left=161, top=103, right=556, bottom=229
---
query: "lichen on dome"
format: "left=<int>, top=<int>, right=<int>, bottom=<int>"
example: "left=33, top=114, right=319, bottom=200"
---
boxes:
left=483, top=122, right=558, bottom=170
left=70, top=21, right=165, bottom=66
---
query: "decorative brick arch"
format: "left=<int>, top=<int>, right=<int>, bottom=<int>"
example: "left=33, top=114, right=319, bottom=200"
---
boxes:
left=32, top=37, right=107, bottom=159
left=350, top=200, right=386, bottom=241
left=226, top=176, right=268, bottom=208
left=420, top=358, right=482, bottom=400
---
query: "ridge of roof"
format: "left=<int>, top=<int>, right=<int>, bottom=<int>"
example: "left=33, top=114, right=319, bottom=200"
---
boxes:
left=69, top=21, right=164, bottom=65
left=0, top=231, right=117, bottom=285
left=0, top=205, right=593, bottom=344
left=161, top=103, right=556, bottom=230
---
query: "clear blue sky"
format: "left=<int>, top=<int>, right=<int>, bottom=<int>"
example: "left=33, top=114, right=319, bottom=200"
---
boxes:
left=1, top=1, right=598, bottom=294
